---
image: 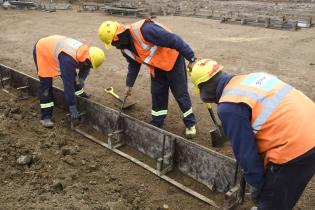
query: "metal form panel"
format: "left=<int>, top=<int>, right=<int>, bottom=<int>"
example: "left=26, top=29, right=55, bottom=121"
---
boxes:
left=0, top=64, right=237, bottom=194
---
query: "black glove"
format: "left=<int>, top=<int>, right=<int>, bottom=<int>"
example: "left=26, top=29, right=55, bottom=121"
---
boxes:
left=250, top=185, right=262, bottom=205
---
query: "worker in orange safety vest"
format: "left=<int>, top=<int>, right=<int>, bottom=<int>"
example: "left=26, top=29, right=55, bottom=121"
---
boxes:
left=188, top=58, right=315, bottom=210
left=33, top=35, right=105, bottom=128
left=98, top=19, right=197, bottom=139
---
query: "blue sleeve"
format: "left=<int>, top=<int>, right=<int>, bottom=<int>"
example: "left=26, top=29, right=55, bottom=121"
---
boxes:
left=78, top=67, right=90, bottom=81
left=122, top=52, right=141, bottom=87
left=141, top=22, right=195, bottom=62
left=59, top=53, right=77, bottom=107
left=217, top=102, right=265, bottom=190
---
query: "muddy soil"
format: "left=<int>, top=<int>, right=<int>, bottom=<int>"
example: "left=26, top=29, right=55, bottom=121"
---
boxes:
left=0, top=90, right=218, bottom=210
left=0, top=9, right=314, bottom=209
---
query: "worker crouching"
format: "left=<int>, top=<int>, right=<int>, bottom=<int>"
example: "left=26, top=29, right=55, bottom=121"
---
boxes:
left=98, top=19, right=197, bottom=139
left=33, top=35, right=105, bottom=128
left=188, top=59, right=315, bottom=210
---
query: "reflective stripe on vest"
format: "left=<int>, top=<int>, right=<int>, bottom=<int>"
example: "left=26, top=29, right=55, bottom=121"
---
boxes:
left=132, top=21, right=150, bottom=50
left=151, top=109, right=168, bottom=116
left=75, top=88, right=84, bottom=96
left=123, top=49, right=136, bottom=60
left=40, top=102, right=54, bottom=109
left=131, top=21, right=158, bottom=64
left=222, top=83, right=293, bottom=133
left=54, top=38, right=83, bottom=71
left=183, top=107, right=193, bottom=118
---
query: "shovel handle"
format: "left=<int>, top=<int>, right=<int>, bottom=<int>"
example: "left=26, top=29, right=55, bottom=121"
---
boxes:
left=206, top=103, right=220, bottom=126
left=104, top=87, right=121, bottom=100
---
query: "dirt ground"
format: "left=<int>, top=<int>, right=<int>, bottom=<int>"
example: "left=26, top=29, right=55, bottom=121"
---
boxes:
left=0, top=8, right=315, bottom=209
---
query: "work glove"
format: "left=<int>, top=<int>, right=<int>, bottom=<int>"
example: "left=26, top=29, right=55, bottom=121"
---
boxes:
left=69, top=105, right=80, bottom=126
left=250, top=185, right=262, bottom=205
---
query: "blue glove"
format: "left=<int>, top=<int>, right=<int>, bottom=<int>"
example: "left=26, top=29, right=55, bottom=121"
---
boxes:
left=69, top=105, right=80, bottom=123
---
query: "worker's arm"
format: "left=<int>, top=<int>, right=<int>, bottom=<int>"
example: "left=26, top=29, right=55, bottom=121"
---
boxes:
left=217, top=103, right=265, bottom=192
left=78, top=66, right=90, bottom=87
left=59, top=53, right=77, bottom=107
left=122, top=52, right=141, bottom=87
left=141, top=22, right=196, bottom=63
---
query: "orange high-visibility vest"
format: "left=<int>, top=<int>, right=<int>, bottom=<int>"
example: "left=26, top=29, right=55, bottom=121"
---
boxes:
left=219, top=72, right=315, bottom=166
left=36, top=35, right=90, bottom=77
left=122, top=19, right=179, bottom=76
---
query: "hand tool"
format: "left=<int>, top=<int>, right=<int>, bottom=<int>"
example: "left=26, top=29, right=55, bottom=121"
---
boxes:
left=207, top=103, right=227, bottom=147
left=116, top=95, right=127, bottom=130
left=104, top=87, right=136, bottom=109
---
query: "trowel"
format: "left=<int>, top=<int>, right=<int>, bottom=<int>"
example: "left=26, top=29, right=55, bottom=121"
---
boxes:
left=207, top=103, right=228, bottom=147
left=104, top=87, right=136, bottom=109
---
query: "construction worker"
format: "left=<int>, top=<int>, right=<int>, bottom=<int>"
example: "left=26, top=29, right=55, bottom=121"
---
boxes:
left=33, top=35, right=105, bottom=128
left=188, top=59, right=315, bottom=210
left=98, top=19, right=197, bottom=138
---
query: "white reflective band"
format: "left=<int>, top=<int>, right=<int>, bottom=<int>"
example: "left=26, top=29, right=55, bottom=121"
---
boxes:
left=54, top=38, right=78, bottom=72
left=222, top=89, right=265, bottom=102
left=75, top=88, right=84, bottom=96
left=144, top=45, right=157, bottom=64
left=132, top=21, right=150, bottom=50
left=132, top=21, right=159, bottom=65
left=252, top=84, right=293, bottom=133
left=40, top=102, right=54, bottom=109
left=54, top=41, right=63, bottom=70
left=63, top=46, right=76, bottom=57
left=65, top=38, right=83, bottom=50
left=183, top=107, right=193, bottom=118
left=123, top=49, right=136, bottom=60
left=222, top=84, right=293, bottom=133
left=151, top=109, right=168, bottom=116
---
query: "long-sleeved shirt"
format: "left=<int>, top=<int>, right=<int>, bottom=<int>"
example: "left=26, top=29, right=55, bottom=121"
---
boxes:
left=123, top=21, right=195, bottom=87
left=59, top=52, right=90, bottom=106
left=215, top=73, right=265, bottom=191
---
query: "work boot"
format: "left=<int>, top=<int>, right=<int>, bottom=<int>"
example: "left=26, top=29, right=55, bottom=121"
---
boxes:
left=40, top=118, right=54, bottom=128
left=79, top=92, right=90, bottom=99
left=185, top=125, right=196, bottom=139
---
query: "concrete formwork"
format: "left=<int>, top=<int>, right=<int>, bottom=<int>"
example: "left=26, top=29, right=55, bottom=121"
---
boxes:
left=0, top=64, right=244, bottom=209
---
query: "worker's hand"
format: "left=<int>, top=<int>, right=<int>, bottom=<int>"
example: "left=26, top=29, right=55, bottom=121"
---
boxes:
left=187, top=61, right=197, bottom=72
left=124, top=86, right=132, bottom=96
left=250, top=185, right=262, bottom=204
left=69, top=105, right=80, bottom=126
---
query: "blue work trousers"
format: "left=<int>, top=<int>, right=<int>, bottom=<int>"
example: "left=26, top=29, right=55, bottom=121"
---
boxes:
left=257, top=147, right=315, bottom=210
left=150, top=55, right=196, bottom=128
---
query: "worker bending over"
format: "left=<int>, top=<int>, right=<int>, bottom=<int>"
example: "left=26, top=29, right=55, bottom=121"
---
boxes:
left=33, top=35, right=105, bottom=128
left=98, top=19, right=197, bottom=139
left=188, top=59, right=315, bottom=210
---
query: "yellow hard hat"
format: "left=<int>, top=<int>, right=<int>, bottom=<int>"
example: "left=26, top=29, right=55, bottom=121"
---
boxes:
left=89, top=47, right=105, bottom=69
left=98, top=21, right=120, bottom=49
left=188, top=59, right=223, bottom=94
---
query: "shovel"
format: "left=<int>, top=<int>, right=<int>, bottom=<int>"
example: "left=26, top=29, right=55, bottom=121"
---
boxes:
left=207, top=103, right=227, bottom=147
left=104, top=87, right=136, bottom=109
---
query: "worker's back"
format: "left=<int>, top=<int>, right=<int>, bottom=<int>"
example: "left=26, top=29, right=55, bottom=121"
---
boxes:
left=219, top=72, right=315, bottom=166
